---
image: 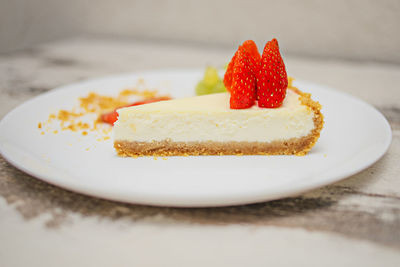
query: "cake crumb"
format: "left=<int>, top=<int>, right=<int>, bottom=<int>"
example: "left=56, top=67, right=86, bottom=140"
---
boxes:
left=41, top=131, right=45, bottom=135
left=38, top=79, right=162, bottom=142
left=48, top=114, right=56, bottom=120
left=162, top=157, right=168, bottom=160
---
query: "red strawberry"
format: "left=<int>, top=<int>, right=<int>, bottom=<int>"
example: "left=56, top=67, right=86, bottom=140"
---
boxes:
left=229, top=47, right=256, bottom=109
left=224, top=40, right=260, bottom=92
left=242, top=40, right=261, bottom=66
left=223, top=50, right=237, bottom=92
left=100, top=109, right=119, bottom=125
left=257, top=38, right=288, bottom=108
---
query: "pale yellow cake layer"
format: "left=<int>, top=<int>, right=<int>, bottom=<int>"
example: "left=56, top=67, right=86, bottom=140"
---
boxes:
left=114, top=89, right=315, bottom=143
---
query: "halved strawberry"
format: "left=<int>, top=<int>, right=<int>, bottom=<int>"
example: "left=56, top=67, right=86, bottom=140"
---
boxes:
left=223, top=50, right=237, bottom=92
left=242, top=40, right=261, bottom=66
left=257, top=38, right=288, bottom=108
left=224, top=40, right=260, bottom=92
left=229, top=47, right=256, bottom=109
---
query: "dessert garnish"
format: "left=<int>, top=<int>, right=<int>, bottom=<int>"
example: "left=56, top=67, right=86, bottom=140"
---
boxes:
left=257, top=39, right=288, bottom=108
left=224, top=38, right=288, bottom=109
left=224, top=40, right=260, bottom=93
left=228, top=44, right=257, bottom=109
left=195, top=66, right=226, bottom=95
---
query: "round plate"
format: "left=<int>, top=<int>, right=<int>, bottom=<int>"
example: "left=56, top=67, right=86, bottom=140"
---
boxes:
left=0, top=70, right=392, bottom=207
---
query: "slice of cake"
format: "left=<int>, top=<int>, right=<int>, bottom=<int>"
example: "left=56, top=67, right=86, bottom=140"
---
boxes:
left=113, top=39, right=324, bottom=156
left=113, top=85, right=323, bottom=156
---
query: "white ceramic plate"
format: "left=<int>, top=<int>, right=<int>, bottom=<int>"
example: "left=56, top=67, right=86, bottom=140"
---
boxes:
left=0, top=70, right=392, bottom=207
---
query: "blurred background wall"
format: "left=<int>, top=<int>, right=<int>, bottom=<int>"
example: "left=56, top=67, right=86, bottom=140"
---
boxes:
left=1, top=0, right=399, bottom=63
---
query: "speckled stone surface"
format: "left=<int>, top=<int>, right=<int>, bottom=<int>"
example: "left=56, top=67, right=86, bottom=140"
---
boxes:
left=0, top=38, right=400, bottom=267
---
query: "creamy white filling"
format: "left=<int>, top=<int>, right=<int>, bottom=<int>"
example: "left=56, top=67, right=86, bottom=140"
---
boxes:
left=113, top=90, right=315, bottom=143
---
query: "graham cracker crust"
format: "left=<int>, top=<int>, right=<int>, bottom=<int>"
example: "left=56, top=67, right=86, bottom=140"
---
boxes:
left=114, top=83, right=324, bottom=157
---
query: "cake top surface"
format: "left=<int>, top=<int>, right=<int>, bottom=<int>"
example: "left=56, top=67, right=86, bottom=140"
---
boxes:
left=118, top=88, right=306, bottom=115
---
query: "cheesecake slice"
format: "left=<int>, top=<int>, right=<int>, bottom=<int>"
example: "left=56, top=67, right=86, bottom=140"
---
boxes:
left=113, top=85, right=323, bottom=156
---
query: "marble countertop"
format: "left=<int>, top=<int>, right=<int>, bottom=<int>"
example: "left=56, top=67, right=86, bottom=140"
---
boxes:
left=1, top=38, right=399, bottom=267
